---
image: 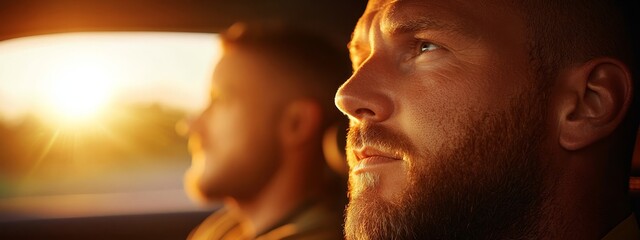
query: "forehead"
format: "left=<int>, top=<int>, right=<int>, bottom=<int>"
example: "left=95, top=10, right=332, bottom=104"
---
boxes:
left=354, top=0, right=516, bottom=39
left=213, top=47, right=297, bottom=104
left=350, top=0, right=525, bottom=62
left=213, top=48, right=272, bottom=90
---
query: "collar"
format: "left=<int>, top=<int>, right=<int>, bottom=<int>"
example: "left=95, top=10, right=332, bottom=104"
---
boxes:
left=601, top=213, right=640, bottom=240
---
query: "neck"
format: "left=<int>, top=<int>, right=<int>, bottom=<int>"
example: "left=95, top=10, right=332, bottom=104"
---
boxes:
left=537, top=150, right=632, bottom=239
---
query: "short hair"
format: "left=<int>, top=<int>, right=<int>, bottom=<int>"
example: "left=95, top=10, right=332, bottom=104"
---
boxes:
left=219, top=22, right=352, bottom=130
left=513, top=0, right=639, bottom=155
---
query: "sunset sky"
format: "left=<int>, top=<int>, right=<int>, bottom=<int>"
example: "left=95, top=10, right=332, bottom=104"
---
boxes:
left=0, top=32, right=221, bottom=123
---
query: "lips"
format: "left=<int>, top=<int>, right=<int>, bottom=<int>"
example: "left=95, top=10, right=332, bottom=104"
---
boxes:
left=352, top=146, right=402, bottom=174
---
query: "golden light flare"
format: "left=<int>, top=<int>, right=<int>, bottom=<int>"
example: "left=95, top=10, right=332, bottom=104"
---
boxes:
left=0, top=32, right=218, bottom=124
left=44, top=60, right=113, bottom=124
left=0, top=32, right=218, bottom=199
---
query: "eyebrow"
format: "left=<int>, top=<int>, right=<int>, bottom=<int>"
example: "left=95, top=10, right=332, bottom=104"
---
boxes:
left=347, top=18, right=462, bottom=54
left=347, top=39, right=363, bottom=56
left=347, top=31, right=370, bottom=68
left=347, top=4, right=470, bottom=63
left=383, top=14, right=467, bottom=38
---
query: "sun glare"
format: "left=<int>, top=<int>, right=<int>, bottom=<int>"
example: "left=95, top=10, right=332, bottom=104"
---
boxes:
left=44, top=57, right=113, bottom=124
left=0, top=32, right=219, bottom=124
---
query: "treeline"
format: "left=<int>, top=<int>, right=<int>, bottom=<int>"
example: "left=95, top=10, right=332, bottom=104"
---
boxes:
left=0, top=104, right=191, bottom=196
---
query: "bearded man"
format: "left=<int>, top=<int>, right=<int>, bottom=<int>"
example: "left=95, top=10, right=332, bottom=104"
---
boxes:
left=335, top=0, right=640, bottom=239
left=186, top=23, right=351, bottom=239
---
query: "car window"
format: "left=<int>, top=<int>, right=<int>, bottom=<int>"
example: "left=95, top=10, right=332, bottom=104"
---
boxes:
left=0, top=32, right=220, bottom=221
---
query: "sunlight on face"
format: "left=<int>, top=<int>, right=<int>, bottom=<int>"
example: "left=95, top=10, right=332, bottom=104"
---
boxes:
left=45, top=60, right=113, bottom=122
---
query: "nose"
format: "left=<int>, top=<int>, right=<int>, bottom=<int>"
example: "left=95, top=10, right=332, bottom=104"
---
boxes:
left=176, top=111, right=206, bottom=138
left=334, top=59, right=393, bottom=123
left=176, top=116, right=196, bottom=137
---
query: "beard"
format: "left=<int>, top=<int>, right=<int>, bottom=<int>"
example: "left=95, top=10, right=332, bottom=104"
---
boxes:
left=185, top=126, right=282, bottom=203
left=344, top=90, right=551, bottom=239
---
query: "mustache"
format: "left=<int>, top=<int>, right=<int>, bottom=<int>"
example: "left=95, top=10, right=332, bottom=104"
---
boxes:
left=347, top=123, right=415, bottom=156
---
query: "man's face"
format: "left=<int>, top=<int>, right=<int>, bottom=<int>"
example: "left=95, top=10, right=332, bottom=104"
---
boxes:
left=335, top=0, right=551, bottom=238
left=185, top=48, right=284, bottom=201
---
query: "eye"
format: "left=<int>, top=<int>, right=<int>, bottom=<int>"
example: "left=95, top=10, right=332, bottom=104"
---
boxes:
left=419, top=41, right=440, bottom=53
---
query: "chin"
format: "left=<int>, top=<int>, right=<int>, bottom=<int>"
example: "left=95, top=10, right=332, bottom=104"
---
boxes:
left=183, top=167, right=215, bottom=204
left=350, top=172, right=380, bottom=199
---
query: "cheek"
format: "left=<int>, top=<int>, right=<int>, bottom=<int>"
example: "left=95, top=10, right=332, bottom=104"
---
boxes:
left=202, top=105, right=249, bottom=156
left=398, top=101, right=469, bottom=160
left=396, top=65, right=482, bottom=155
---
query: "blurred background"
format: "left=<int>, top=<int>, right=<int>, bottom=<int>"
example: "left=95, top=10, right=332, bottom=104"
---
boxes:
left=0, top=1, right=366, bottom=239
left=0, top=32, right=219, bottom=219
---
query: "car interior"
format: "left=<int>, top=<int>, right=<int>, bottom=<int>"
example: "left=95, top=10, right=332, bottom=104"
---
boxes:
left=0, top=1, right=365, bottom=239
left=0, top=1, right=638, bottom=239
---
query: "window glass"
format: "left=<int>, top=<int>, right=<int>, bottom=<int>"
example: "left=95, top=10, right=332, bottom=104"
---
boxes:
left=0, top=32, right=220, bottom=220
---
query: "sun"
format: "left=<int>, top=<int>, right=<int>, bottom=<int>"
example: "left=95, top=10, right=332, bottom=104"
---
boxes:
left=44, top=57, right=114, bottom=124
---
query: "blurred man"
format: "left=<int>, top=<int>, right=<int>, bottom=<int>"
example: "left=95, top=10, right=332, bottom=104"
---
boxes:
left=185, top=23, right=351, bottom=239
left=335, top=0, right=640, bottom=239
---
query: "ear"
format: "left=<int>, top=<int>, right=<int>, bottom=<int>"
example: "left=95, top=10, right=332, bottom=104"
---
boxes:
left=557, top=58, right=633, bottom=151
left=278, top=99, right=323, bottom=147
